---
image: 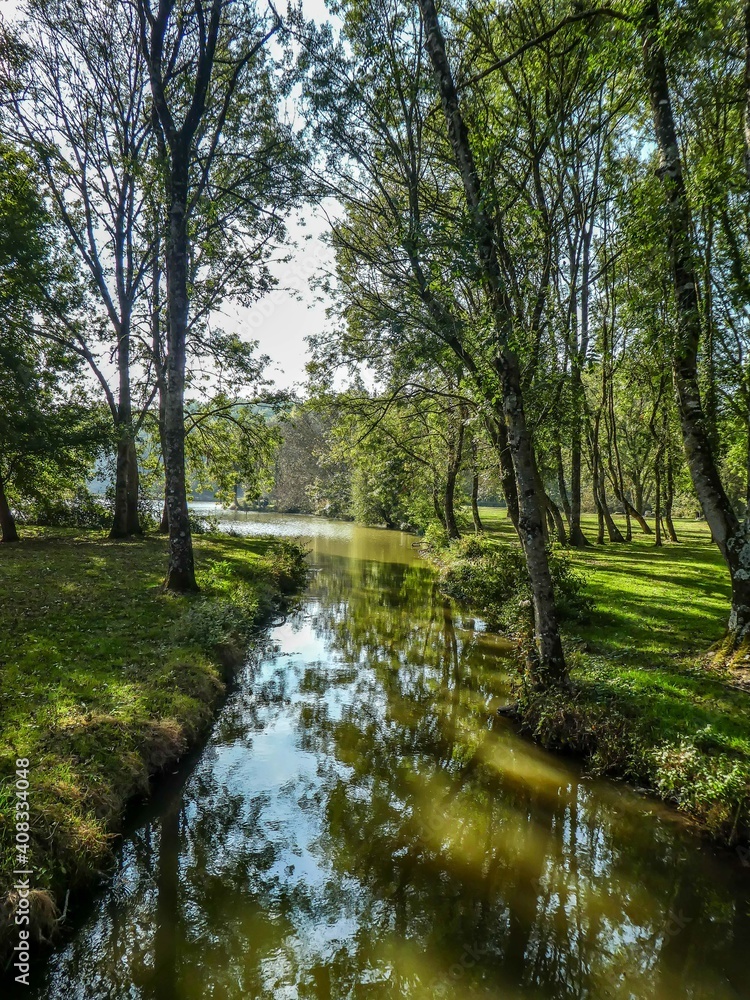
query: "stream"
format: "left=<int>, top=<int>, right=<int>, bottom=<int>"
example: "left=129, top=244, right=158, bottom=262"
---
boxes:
left=24, top=510, right=750, bottom=998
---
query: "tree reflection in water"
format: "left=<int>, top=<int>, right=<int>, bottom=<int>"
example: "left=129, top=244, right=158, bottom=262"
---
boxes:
left=29, top=539, right=750, bottom=1000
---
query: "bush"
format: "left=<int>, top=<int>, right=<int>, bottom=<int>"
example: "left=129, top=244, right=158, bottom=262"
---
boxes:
left=16, top=487, right=112, bottom=530
left=421, top=521, right=449, bottom=551
left=188, top=509, right=219, bottom=534
left=438, top=537, right=593, bottom=635
left=263, top=539, right=309, bottom=595
left=169, top=583, right=270, bottom=652
left=171, top=541, right=307, bottom=652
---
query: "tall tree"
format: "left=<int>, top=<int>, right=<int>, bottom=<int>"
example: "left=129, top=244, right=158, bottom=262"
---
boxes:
left=0, top=140, right=107, bottom=542
left=642, top=0, right=750, bottom=649
left=137, top=0, right=297, bottom=590
left=9, top=0, right=156, bottom=538
left=416, top=0, right=567, bottom=685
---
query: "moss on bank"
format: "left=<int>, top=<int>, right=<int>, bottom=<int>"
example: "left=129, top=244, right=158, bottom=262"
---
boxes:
left=437, top=509, right=750, bottom=851
left=0, top=529, right=307, bottom=958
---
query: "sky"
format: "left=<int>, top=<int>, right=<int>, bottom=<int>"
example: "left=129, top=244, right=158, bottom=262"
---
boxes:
left=224, top=205, right=337, bottom=395
left=231, top=0, right=337, bottom=394
left=1, top=0, right=339, bottom=395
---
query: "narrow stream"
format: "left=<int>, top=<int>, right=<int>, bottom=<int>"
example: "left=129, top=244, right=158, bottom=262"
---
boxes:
left=27, top=512, right=750, bottom=998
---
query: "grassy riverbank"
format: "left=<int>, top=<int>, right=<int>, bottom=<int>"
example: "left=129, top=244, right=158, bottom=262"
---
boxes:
left=444, top=509, right=750, bottom=850
left=0, top=529, right=306, bottom=957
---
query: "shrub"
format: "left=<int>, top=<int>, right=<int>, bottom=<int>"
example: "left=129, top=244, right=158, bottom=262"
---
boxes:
left=421, top=521, right=449, bottom=552
left=169, top=583, right=270, bottom=652
left=439, top=537, right=593, bottom=635
left=16, top=487, right=112, bottom=530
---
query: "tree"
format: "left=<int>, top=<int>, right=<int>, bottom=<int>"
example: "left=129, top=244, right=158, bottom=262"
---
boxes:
left=642, top=0, right=750, bottom=650
left=137, top=0, right=300, bottom=591
left=0, top=140, right=107, bottom=541
left=9, top=0, right=157, bottom=538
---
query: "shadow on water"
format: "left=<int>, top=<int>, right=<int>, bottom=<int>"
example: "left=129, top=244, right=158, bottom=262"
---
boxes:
left=20, top=512, right=750, bottom=999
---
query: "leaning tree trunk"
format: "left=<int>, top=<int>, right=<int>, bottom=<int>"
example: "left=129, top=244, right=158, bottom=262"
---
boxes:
left=444, top=410, right=465, bottom=540
left=471, top=473, right=483, bottom=533
left=643, top=0, right=750, bottom=646
left=418, top=0, right=567, bottom=687
left=0, top=473, right=19, bottom=543
left=546, top=494, right=568, bottom=546
left=626, top=497, right=653, bottom=535
left=162, top=164, right=197, bottom=592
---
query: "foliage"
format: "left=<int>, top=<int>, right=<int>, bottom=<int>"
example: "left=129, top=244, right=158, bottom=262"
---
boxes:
left=15, top=488, right=112, bottom=531
left=438, top=536, right=593, bottom=636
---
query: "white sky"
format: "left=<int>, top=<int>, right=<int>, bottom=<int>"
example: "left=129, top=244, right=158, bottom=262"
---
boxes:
left=226, top=203, right=336, bottom=395
left=1, top=0, right=338, bottom=395
left=236, top=0, right=336, bottom=393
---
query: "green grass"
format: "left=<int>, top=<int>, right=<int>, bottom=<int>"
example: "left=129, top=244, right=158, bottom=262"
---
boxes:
left=0, top=529, right=306, bottom=950
left=469, top=509, right=750, bottom=846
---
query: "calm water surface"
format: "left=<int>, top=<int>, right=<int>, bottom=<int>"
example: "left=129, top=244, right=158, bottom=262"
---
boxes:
left=25, top=510, right=750, bottom=998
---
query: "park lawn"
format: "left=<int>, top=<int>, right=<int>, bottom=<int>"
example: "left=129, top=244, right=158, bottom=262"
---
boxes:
left=0, top=529, right=306, bottom=953
left=476, top=507, right=750, bottom=847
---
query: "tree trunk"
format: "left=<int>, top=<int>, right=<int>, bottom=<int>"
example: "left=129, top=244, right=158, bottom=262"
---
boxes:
left=664, top=455, right=679, bottom=542
left=110, top=430, right=130, bottom=538
left=419, top=0, right=567, bottom=687
left=532, top=451, right=550, bottom=546
left=634, top=480, right=644, bottom=518
left=546, top=494, right=567, bottom=546
left=484, top=413, right=519, bottom=529
left=606, top=384, right=632, bottom=540
left=126, top=438, right=141, bottom=534
left=110, top=308, right=140, bottom=538
left=162, top=165, right=197, bottom=592
left=643, top=0, right=750, bottom=645
left=433, top=487, right=446, bottom=528
left=595, top=494, right=605, bottom=545
left=471, top=473, right=483, bottom=533
left=569, top=384, right=590, bottom=547
left=601, top=492, right=624, bottom=542
left=444, top=410, right=464, bottom=540
left=470, top=438, right=483, bottom=533
left=654, top=457, right=663, bottom=547
left=626, top=497, right=653, bottom=535
left=0, top=473, right=19, bottom=543
left=556, top=441, right=572, bottom=526
left=419, top=2, right=566, bottom=682
left=160, top=497, right=169, bottom=534
left=444, top=469, right=460, bottom=540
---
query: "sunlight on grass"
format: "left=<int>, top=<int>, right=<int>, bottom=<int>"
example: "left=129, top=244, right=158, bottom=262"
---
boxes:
left=0, top=529, right=304, bottom=948
left=477, top=508, right=750, bottom=842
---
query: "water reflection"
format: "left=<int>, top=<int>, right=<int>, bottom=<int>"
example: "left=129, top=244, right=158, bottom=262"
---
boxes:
left=24, top=517, right=750, bottom=999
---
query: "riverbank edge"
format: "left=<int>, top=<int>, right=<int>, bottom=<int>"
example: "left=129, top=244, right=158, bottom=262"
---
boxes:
left=0, top=531, right=308, bottom=970
left=423, top=539, right=750, bottom=858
